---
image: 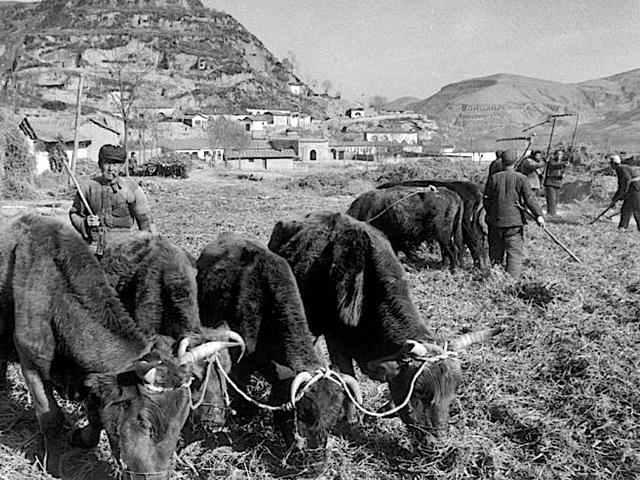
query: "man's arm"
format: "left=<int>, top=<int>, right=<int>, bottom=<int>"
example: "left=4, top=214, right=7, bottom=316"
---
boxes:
left=69, top=184, right=91, bottom=239
left=130, top=184, right=153, bottom=232
left=521, top=177, right=544, bottom=219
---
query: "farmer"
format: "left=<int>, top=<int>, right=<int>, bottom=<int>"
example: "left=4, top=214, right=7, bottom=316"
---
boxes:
left=483, top=149, right=545, bottom=277
left=609, top=154, right=640, bottom=230
left=517, top=149, right=545, bottom=191
left=487, top=149, right=505, bottom=179
left=543, top=149, right=568, bottom=216
left=69, top=144, right=153, bottom=256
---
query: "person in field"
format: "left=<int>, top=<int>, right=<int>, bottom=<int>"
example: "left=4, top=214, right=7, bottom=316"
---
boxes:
left=609, top=154, right=640, bottom=230
left=543, top=149, right=568, bottom=216
left=483, top=149, right=545, bottom=277
left=517, top=149, right=545, bottom=191
left=69, top=144, right=152, bottom=256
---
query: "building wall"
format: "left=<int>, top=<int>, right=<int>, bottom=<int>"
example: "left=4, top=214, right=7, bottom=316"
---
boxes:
left=365, top=132, right=418, bottom=144
left=298, top=141, right=331, bottom=162
left=232, top=157, right=295, bottom=170
left=84, top=123, right=121, bottom=163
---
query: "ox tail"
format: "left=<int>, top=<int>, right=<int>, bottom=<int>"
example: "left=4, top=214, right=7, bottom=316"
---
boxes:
left=453, top=202, right=464, bottom=266
left=448, top=327, right=503, bottom=351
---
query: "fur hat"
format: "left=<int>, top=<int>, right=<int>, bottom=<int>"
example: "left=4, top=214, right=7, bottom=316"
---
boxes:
left=501, top=149, right=517, bottom=166
left=99, top=145, right=126, bottom=164
left=609, top=154, right=621, bottom=165
left=495, top=149, right=504, bottom=159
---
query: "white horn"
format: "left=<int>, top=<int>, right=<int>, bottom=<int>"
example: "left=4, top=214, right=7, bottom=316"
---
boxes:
left=448, top=327, right=503, bottom=352
left=177, top=338, right=190, bottom=357
left=179, top=341, right=240, bottom=365
left=226, top=330, right=246, bottom=361
left=290, top=371, right=313, bottom=406
left=339, top=373, right=363, bottom=405
left=142, top=367, right=157, bottom=385
left=405, top=339, right=443, bottom=358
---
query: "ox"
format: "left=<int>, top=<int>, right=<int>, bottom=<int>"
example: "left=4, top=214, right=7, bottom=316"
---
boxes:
left=0, top=214, right=230, bottom=478
left=347, top=186, right=464, bottom=270
left=268, top=211, right=500, bottom=441
left=100, top=234, right=245, bottom=430
left=378, top=180, right=488, bottom=268
left=196, top=233, right=362, bottom=459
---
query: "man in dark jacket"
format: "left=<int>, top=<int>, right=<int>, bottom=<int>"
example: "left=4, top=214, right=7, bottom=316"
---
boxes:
left=484, top=149, right=545, bottom=277
left=69, top=145, right=153, bottom=255
left=543, top=149, right=567, bottom=216
left=610, top=154, right=640, bottom=230
left=517, top=150, right=545, bottom=191
left=487, top=149, right=504, bottom=179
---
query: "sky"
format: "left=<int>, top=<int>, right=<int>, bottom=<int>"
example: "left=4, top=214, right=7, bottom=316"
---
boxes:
left=6, top=0, right=640, bottom=102
left=202, top=0, right=640, bottom=101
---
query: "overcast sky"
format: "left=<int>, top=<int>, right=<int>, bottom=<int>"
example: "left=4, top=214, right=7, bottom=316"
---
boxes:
left=203, top=0, right=640, bottom=101
left=6, top=0, right=640, bottom=101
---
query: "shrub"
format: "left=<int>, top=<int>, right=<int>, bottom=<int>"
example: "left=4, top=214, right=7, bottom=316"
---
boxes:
left=1, top=119, right=37, bottom=199
left=373, top=158, right=486, bottom=184
left=133, top=152, right=193, bottom=178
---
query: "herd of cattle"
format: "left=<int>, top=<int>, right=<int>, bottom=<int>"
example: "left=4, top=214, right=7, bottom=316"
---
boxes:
left=0, top=180, right=498, bottom=479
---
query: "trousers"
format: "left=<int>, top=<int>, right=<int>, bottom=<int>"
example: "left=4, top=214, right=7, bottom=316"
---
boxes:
left=545, top=186, right=559, bottom=216
left=488, top=225, right=524, bottom=277
left=619, top=191, right=640, bottom=230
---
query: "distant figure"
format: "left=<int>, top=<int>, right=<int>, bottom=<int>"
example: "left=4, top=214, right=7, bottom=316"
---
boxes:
left=543, top=149, right=568, bottom=216
left=517, top=149, right=545, bottom=191
left=487, top=149, right=504, bottom=179
left=483, top=149, right=544, bottom=277
left=69, top=144, right=152, bottom=256
left=609, top=154, right=640, bottom=230
left=129, top=151, right=138, bottom=175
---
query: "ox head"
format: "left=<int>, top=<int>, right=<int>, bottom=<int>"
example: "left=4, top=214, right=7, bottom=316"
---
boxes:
left=272, top=365, right=362, bottom=464
left=175, top=326, right=246, bottom=431
left=83, top=332, right=244, bottom=479
left=367, top=328, right=501, bottom=442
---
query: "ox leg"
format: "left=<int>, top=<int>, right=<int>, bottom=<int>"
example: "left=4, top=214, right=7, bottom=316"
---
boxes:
left=324, top=337, right=359, bottom=424
left=0, top=360, right=7, bottom=388
left=438, top=241, right=458, bottom=271
left=17, top=357, right=65, bottom=476
left=70, top=396, right=102, bottom=448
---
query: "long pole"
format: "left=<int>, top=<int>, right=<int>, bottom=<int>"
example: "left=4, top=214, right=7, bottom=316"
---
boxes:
left=61, top=158, right=94, bottom=216
left=517, top=205, right=581, bottom=263
left=541, top=117, right=557, bottom=185
left=569, top=113, right=580, bottom=161
left=70, top=71, right=84, bottom=183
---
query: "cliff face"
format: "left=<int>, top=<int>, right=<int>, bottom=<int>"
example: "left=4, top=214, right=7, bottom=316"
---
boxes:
left=0, top=0, right=324, bottom=115
left=408, top=71, right=640, bottom=150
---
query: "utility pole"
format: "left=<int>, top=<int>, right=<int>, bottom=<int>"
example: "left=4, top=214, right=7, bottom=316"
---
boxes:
left=70, top=71, right=84, bottom=184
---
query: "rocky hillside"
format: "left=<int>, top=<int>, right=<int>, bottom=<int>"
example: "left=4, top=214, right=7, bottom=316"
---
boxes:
left=407, top=71, right=640, bottom=150
left=0, top=0, right=328, bottom=117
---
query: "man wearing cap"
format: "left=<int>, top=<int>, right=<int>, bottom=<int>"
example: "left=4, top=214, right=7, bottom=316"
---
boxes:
left=609, top=154, right=640, bottom=230
left=69, top=144, right=152, bottom=255
left=483, top=149, right=545, bottom=277
left=543, top=149, right=567, bottom=216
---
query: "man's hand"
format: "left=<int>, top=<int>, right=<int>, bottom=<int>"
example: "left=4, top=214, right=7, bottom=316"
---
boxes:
left=536, top=216, right=545, bottom=228
left=86, top=215, right=100, bottom=228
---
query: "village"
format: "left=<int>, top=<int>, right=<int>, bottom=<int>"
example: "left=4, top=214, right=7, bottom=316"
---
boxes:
left=14, top=79, right=497, bottom=176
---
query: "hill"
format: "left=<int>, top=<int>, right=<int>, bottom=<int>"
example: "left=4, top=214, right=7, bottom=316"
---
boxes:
left=0, top=0, right=330, bottom=117
left=408, top=71, right=640, bottom=150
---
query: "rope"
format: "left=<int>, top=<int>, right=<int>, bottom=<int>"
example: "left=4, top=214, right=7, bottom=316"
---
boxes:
left=189, top=357, right=215, bottom=410
left=366, top=191, right=423, bottom=223
left=211, top=351, right=458, bottom=418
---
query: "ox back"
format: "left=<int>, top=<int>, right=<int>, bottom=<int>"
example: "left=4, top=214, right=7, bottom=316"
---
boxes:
left=0, top=214, right=193, bottom=478
left=377, top=180, right=488, bottom=268
left=196, top=232, right=350, bottom=456
left=347, top=186, right=464, bottom=270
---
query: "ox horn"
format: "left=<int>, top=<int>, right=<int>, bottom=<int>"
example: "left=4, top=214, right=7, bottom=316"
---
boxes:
left=447, top=327, right=503, bottom=352
left=405, top=339, right=444, bottom=358
left=142, top=367, right=157, bottom=385
left=178, top=338, right=190, bottom=357
left=338, top=373, right=363, bottom=405
left=179, top=341, right=239, bottom=365
left=226, top=330, right=246, bottom=361
left=290, top=371, right=317, bottom=406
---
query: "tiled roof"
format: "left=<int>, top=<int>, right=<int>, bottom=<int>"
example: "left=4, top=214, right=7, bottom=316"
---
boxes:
left=159, top=137, right=211, bottom=150
left=227, top=148, right=297, bottom=159
left=19, top=116, right=109, bottom=143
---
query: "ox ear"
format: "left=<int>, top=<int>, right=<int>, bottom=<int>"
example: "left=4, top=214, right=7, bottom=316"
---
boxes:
left=366, top=359, right=401, bottom=383
left=330, top=228, right=370, bottom=328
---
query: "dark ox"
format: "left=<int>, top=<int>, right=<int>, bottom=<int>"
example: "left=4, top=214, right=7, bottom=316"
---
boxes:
left=268, top=211, right=499, bottom=441
left=0, top=214, right=231, bottom=478
left=100, top=234, right=245, bottom=430
left=378, top=180, right=488, bottom=268
left=347, top=186, right=464, bottom=270
left=196, top=233, right=362, bottom=459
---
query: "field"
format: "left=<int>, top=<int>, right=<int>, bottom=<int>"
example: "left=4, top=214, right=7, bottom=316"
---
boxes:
left=1, top=161, right=639, bottom=480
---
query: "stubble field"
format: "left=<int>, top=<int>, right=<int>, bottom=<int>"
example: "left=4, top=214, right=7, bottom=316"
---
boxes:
left=1, top=162, right=639, bottom=480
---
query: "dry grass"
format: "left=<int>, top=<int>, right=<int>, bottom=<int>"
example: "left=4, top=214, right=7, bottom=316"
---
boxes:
left=1, top=164, right=639, bottom=479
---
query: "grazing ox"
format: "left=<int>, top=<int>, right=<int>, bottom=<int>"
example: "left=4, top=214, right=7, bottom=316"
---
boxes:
left=0, top=214, right=233, bottom=478
left=378, top=180, right=488, bottom=268
left=269, top=211, right=500, bottom=441
left=196, top=233, right=362, bottom=457
left=347, top=186, right=464, bottom=270
left=100, top=234, right=245, bottom=430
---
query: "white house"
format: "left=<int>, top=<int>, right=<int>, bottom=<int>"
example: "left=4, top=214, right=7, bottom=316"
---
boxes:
left=364, top=130, right=419, bottom=145
left=225, top=148, right=297, bottom=170
left=158, top=137, right=219, bottom=161
left=181, top=113, right=209, bottom=128
left=288, top=83, right=305, bottom=95
left=346, top=107, right=365, bottom=118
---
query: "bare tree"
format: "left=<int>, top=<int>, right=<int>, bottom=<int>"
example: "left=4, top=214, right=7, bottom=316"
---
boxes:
left=207, top=117, right=251, bottom=164
left=281, top=50, right=299, bottom=74
left=103, top=49, right=155, bottom=175
left=321, top=80, right=333, bottom=95
left=369, top=95, right=388, bottom=114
